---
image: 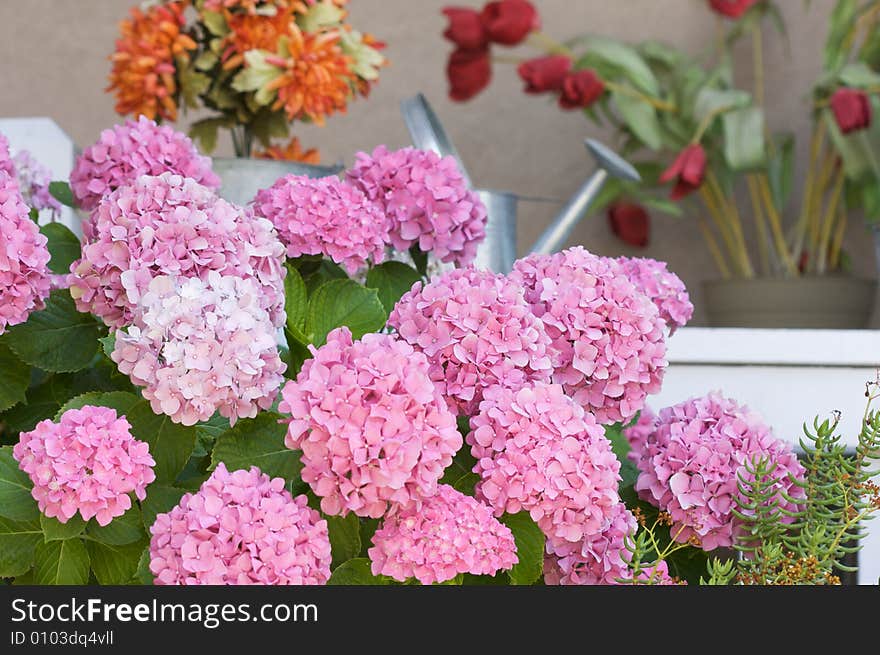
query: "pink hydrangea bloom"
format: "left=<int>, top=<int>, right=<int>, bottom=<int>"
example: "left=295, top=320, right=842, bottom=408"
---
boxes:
left=150, top=463, right=331, bottom=585
left=69, top=172, right=285, bottom=329
left=624, top=405, right=657, bottom=465
left=615, top=256, right=693, bottom=333
left=346, top=145, right=487, bottom=266
left=543, top=502, right=636, bottom=585
left=0, top=133, right=14, bottom=178
left=70, top=116, right=219, bottom=218
left=368, top=484, right=518, bottom=584
left=509, top=247, right=668, bottom=425
left=468, top=382, right=622, bottom=545
left=388, top=267, right=553, bottom=415
left=632, top=392, right=806, bottom=551
left=112, top=274, right=286, bottom=426
left=252, top=174, right=389, bottom=275
left=13, top=405, right=155, bottom=526
left=279, top=327, right=461, bottom=518
left=0, top=171, right=51, bottom=334
left=13, top=150, right=61, bottom=217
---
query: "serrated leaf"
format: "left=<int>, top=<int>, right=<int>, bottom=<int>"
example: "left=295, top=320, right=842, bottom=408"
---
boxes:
left=327, top=557, right=389, bottom=585
left=189, top=117, right=230, bottom=155
left=0, top=446, right=38, bottom=521
left=298, top=0, right=345, bottom=31
left=55, top=391, right=140, bottom=421
left=500, top=512, right=544, bottom=585
left=48, top=181, right=76, bottom=208
left=86, top=505, right=144, bottom=546
left=452, top=472, right=479, bottom=496
left=40, top=514, right=86, bottom=542
left=87, top=539, right=146, bottom=585
left=134, top=546, right=153, bottom=584
left=1, top=374, right=74, bottom=434
left=305, top=279, right=387, bottom=346
left=5, top=289, right=100, bottom=373
left=126, top=402, right=197, bottom=483
left=0, top=342, right=30, bottom=412
left=326, top=513, right=361, bottom=569
left=0, top=515, right=42, bottom=577
left=211, top=412, right=302, bottom=481
left=284, top=262, right=308, bottom=338
left=365, top=262, right=422, bottom=313
left=302, top=259, right=348, bottom=295
left=40, top=222, right=81, bottom=275
left=612, top=89, right=663, bottom=150
left=33, top=538, right=90, bottom=585
left=196, top=413, right=230, bottom=441
left=141, top=485, right=187, bottom=532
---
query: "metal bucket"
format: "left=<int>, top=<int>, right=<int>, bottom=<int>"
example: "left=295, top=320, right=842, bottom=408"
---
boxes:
left=212, top=157, right=344, bottom=206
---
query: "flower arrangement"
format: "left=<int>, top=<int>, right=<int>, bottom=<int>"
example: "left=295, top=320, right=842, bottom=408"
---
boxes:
left=0, top=113, right=876, bottom=586
left=442, top=0, right=880, bottom=280
left=107, top=0, right=386, bottom=159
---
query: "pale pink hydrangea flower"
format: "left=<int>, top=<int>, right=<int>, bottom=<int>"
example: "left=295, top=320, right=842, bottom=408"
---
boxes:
left=12, top=150, right=61, bottom=217
left=632, top=392, right=806, bottom=551
left=615, top=256, right=693, bottom=333
left=0, top=171, right=51, bottom=334
left=279, top=327, right=461, bottom=518
left=150, top=463, right=331, bottom=585
left=543, top=502, right=636, bottom=585
left=70, top=116, right=219, bottom=219
left=69, top=172, right=285, bottom=329
left=346, top=145, right=487, bottom=266
left=0, top=133, right=15, bottom=179
left=624, top=405, right=657, bottom=465
left=368, top=484, right=518, bottom=584
left=388, top=267, right=553, bottom=415
left=468, top=382, right=622, bottom=546
left=509, top=247, right=668, bottom=425
left=252, top=174, right=389, bottom=275
left=112, top=273, right=286, bottom=426
left=13, top=405, right=155, bottom=526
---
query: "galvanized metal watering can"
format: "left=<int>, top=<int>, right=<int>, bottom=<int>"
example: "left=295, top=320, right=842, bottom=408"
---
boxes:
left=400, top=93, right=641, bottom=273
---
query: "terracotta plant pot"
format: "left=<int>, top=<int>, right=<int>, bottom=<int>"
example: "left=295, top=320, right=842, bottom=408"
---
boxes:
left=211, top=157, right=344, bottom=206
left=702, top=276, right=877, bottom=329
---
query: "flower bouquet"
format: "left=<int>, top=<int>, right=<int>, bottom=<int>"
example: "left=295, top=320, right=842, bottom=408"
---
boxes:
left=107, top=0, right=386, bottom=159
left=0, top=112, right=876, bottom=585
left=442, top=0, right=880, bottom=327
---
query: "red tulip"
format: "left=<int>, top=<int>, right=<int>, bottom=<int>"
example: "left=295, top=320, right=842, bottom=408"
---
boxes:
left=708, top=0, right=758, bottom=19
left=608, top=202, right=650, bottom=248
left=481, top=0, right=540, bottom=46
left=830, top=87, right=872, bottom=134
left=517, top=55, right=572, bottom=94
left=659, top=144, right=707, bottom=200
left=447, top=47, right=492, bottom=101
left=559, top=69, right=605, bottom=110
left=442, top=7, right=489, bottom=50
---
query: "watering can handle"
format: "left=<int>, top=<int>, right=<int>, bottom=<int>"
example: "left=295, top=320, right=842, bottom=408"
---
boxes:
left=400, top=93, right=474, bottom=188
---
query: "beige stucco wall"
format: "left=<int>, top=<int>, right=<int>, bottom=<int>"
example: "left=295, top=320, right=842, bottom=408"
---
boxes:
left=0, top=0, right=872, bottom=324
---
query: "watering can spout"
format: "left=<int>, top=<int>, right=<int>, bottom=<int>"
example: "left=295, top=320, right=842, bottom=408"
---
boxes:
left=529, top=139, right=641, bottom=256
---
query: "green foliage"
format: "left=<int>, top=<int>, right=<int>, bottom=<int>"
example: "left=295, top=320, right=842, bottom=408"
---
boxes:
left=0, top=446, right=39, bottom=521
left=40, top=222, right=81, bottom=275
left=33, top=538, right=90, bottom=585
left=365, top=261, right=422, bottom=314
left=327, top=558, right=389, bottom=585
left=0, top=343, right=30, bottom=412
left=0, top=515, right=42, bottom=577
left=326, top=513, right=362, bottom=570
left=211, top=412, right=302, bottom=481
left=48, top=181, right=76, bottom=208
left=4, top=290, right=100, bottom=373
left=126, top=402, right=197, bottom=484
left=40, top=514, right=86, bottom=542
left=499, top=512, right=545, bottom=585
left=305, top=278, right=387, bottom=346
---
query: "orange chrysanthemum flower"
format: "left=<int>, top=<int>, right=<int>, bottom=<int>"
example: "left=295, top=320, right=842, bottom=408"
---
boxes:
left=254, top=136, right=320, bottom=164
left=107, top=1, right=196, bottom=122
left=221, top=7, right=296, bottom=70
left=264, top=28, right=355, bottom=125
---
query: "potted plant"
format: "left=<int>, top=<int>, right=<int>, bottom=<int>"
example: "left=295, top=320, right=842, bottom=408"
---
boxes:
left=442, top=0, right=880, bottom=328
left=106, top=0, right=386, bottom=203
